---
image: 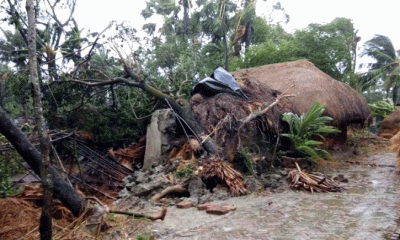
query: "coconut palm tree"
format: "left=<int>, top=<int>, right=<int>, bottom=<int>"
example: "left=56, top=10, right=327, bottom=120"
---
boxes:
left=362, top=35, right=400, bottom=104
left=199, top=0, right=237, bottom=71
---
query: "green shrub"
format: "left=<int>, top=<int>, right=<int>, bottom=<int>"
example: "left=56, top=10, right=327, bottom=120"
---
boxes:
left=240, top=148, right=254, bottom=175
left=175, top=164, right=193, bottom=178
left=0, top=149, right=24, bottom=197
left=281, top=100, right=340, bottom=161
left=369, top=99, right=396, bottom=119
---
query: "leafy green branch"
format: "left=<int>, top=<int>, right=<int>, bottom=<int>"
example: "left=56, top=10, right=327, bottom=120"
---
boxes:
left=369, top=98, right=396, bottom=119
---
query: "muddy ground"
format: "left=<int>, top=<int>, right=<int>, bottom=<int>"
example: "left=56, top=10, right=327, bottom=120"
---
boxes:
left=133, top=145, right=400, bottom=240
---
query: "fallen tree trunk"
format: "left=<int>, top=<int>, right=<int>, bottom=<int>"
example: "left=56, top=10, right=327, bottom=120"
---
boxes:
left=67, top=77, right=221, bottom=156
left=0, top=107, right=86, bottom=217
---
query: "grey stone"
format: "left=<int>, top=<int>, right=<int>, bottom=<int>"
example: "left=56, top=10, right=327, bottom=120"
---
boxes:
left=244, top=176, right=263, bottom=193
left=212, top=185, right=230, bottom=200
left=134, top=171, right=147, bottom=183
left=187, top=176, right=207, bottom=204
left=112, top=195, right=149, bottom=210
left=188, top=176, right=206, bottom=198
left=130, top=175, right=166, bottom=197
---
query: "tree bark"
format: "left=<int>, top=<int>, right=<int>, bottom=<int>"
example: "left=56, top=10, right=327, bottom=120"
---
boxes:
left=182, top=0, right=189, bottom=35
left=223, top=32, right=229, bottom=71
left=26, top=1, right=53, bottom=238
left=0, top=106, right=87, bottom=216
left=393, top=83, right=399, bottom=105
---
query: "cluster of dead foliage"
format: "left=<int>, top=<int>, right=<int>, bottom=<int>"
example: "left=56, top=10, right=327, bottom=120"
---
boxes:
left=198, top=156, right=247, bottom=196
left=108, top=137, right=146, bottom=171
left=288, top=163, right=343, bottom=193
left=0, top=185, right=84, bottom=240
left=0, top=184, right=165, bottom=240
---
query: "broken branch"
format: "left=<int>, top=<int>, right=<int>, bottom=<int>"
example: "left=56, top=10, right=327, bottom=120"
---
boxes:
left=109, top=207, right=168, bottom=221
left=241, top=84, right=295, bottom=125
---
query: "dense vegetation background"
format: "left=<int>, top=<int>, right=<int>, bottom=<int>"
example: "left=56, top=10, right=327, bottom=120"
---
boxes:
left=0, top=0, right=398, bottom=169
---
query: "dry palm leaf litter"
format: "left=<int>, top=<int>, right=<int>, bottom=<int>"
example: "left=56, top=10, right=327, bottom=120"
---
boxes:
left=288, top=163, right=343, bottom=193
left=199, top=156, right=247, bottom=196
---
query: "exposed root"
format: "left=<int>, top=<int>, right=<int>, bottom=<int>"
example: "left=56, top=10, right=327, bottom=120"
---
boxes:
left=150, top=185, right=188, bottom=203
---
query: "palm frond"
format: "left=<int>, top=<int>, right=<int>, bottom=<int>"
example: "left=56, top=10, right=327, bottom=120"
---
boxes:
left=282, top=100, right=340, bottom=161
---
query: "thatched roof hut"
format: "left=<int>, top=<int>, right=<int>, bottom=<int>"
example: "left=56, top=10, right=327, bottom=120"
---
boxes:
left=232, top=60, right=372, bottom=142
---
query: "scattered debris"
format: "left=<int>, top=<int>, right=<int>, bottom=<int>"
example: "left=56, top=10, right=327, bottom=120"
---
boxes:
left=167, top=139, right=199, bottom=173
left=288, top=163, right=343, bottom=193
left=110, top=206, right=168, bottom=221
left=198, top=202, right=237, bottom=215
left=199, top=156, right=246, bottom=196
left=0, top=185, right=78, bottom=240
left=177, top=201, right=194, bottom=209
left=109, top=136, right=146, bottom=171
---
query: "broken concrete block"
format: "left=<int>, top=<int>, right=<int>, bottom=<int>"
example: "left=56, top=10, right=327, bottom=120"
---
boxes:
left=143, top=109, right=176, bottom=170
left=198, top=203, right=237, bottom=215
left=177, top=201, right=193, bottom=209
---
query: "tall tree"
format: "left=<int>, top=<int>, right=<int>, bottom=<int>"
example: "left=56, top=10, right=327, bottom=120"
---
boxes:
left=362, top=35, right=400, bottom=104
left=293, top=18, right=356, bottom=80
left=179, top=0, right=191, bottom=35
left=199, top=0, right=236, bottom=71
left=26, top=0, right=52, bottom=239
left=2, top=0, right=79, bottom=82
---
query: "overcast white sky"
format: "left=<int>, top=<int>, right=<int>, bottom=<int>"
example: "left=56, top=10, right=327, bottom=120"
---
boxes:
left=2, top=0, right=398, bottom=69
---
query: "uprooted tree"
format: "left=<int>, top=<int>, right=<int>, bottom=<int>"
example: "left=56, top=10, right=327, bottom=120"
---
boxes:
left=67, top=47, right=248, bottom=195
left=0, top=106, right=86, bottom=217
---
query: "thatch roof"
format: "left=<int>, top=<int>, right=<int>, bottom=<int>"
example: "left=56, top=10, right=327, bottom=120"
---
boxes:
left=232, top=60, right=372, bottom=129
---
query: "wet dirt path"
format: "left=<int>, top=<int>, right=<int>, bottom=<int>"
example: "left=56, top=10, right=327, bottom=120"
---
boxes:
left=148, top=150, right=400, bottom=240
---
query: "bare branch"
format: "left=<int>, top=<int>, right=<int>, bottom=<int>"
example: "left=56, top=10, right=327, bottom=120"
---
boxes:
left=240, top=84, right=296, bottom=125
left=85, top=22, right=113, bottom=62
left=109, top=207, right=168, bottom=221
left=63, top=0, right=76, bottom=27
left=6, top=0, right=28, bottom=45
left=62, top=77, right=142, bottom=88
left=46, top=0, right=62, bottom=27
left=45, top=0, right=76, bottom=27
left=150, top=185, right=187, bottom=202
